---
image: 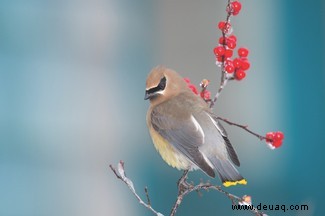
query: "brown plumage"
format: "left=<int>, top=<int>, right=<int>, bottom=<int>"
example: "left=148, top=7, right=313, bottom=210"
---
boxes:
left=145, top=66, right=247, bottom=187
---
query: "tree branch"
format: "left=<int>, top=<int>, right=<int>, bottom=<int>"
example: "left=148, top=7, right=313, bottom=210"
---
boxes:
left=109, top=161, right=164, bottom=216
left=210, top=0, right=232, bottom=108
left=210, top=78, right=229, bottom=108
left=216, top=116, right=271, bottom=142
left=110, top=161, right=267, bottom=216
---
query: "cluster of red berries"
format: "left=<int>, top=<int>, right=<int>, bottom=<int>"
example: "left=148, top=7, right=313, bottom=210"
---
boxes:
left=214, top=44, right=250, bottom=80
left=184, top=0, right=284, bottom=151
left=265, top=131, right=284, bottom=149
left=216, top=1, right=284, bottom=149
left=213, top=1, right=250, bottom=81
left=184, top=78, right=211, bottom=101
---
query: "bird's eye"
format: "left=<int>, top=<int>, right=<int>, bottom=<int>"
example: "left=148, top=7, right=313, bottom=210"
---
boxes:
left=158, top=77, right=166, bottom=90
left=145, top=76, right=167, bottom=97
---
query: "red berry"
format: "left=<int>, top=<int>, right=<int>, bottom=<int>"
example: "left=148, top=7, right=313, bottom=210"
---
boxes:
left=184, top=78, right=191, bottom=83
left=233, top=58, right=242, bottom=68
left=232, top=10, right=239, bottom=16
left=218, top=21, right=231, bottom=33
left=224, top=49, right=233, bottom=58
left=219, top=37, right=226, bottom=45
left=200, top=90, right=211, bottom=100
left=272, top=140, right=283, bottom=148
left=216, top=56, right=223, bottom=62
left=274, top=131, right=284, bottom=141
left=235, top=69, right=246, bottom=80
left=228, top=35, right=237, bottom=42
left=231, top=1, right=242, bottom=14
left=226, top=40, right=236, bottom=49
left=266, top=132, right=275, bottom=142
left=225, top=59, right=233, bottom=65
left=214, top=46, right=225, bottom=56
left=225, top=64, right=235, bottom=73
left=188, top=84, right=198, bottom=95
left=218, top=21, right=226, bottom=30
left=238, top=47, right=249, bottom=57
left=240, top=59, right=250, bottom=70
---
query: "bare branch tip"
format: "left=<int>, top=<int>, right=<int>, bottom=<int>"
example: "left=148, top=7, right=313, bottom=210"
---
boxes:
left=144, top=187, right=151, bottom=206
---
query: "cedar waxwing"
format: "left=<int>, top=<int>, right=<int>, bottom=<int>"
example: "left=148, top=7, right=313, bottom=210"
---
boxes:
left=145, top=66, right=247, bottom=187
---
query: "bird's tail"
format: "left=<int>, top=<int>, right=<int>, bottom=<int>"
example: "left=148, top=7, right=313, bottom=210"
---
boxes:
left=210, top=158, right=247, bottom=187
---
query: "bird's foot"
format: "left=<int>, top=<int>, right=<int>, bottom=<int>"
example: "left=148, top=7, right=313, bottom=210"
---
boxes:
left=177, top=170, right=193, bottom=193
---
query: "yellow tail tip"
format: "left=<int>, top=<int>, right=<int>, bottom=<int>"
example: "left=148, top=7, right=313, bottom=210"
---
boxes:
left=223, top=179, right=247, bottom=187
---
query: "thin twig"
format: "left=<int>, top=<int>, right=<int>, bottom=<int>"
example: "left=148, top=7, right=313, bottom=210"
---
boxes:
left=210, top=0, right=232, bottom=108
left=170, top=193, right=184, bottom=216
left=210, top=78, right=229, bottom=108
left=109, top=161, right=164, bottom=216
left=216, top=117, right=270, bottom=141
left=145, top=187, right=151, bottom=206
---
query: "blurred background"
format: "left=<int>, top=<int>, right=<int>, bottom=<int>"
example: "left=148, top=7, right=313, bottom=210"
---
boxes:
left=0, top=0, right=324, bottom=215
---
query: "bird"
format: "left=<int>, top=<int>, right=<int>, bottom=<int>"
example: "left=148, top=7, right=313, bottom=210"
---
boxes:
left=145, top=66, right=247, bottom=187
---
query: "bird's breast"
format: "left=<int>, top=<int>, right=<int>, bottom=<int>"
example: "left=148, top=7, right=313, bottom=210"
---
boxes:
left=149, top=127, right=191, bottom=170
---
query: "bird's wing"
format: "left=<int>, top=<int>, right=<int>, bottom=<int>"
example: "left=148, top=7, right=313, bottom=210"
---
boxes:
left=209, top=114, right=240, bottom=166
left=150, top=104, right=215, bottom=177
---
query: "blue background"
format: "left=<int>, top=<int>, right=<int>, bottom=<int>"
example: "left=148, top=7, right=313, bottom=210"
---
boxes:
left=0, top=0, right=324, bottom=215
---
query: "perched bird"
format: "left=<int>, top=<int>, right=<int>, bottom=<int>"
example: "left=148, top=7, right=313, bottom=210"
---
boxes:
left=145, top=66, right=247, bottom=187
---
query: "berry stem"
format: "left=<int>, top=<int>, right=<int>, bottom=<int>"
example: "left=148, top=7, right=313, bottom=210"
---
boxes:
left=209, top=78, right=228, bottom=108
left=216, top=116, right=270, bottom=142
left=210, top=0, right=232, bottom=108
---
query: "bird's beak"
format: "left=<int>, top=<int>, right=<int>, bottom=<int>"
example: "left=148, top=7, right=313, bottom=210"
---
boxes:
left=144, top=90, right=151, bottom=100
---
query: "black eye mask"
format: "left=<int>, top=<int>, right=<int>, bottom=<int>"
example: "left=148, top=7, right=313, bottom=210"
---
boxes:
left=147, top=76, right=166, bottom=95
